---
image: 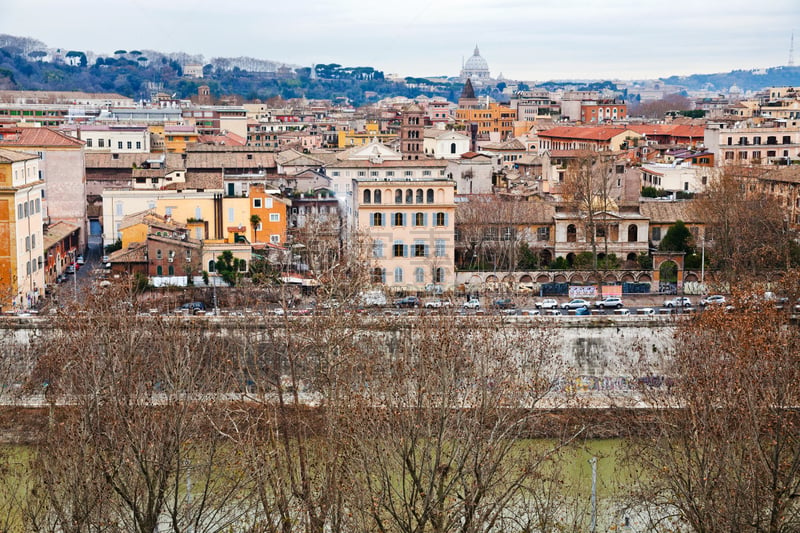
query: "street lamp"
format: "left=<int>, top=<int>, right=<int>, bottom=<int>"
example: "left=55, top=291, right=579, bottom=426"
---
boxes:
left=700, top=236, right=705, bottom=286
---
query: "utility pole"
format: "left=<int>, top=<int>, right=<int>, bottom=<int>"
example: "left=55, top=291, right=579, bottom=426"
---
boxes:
left=589, top=456, right=597, bottom=533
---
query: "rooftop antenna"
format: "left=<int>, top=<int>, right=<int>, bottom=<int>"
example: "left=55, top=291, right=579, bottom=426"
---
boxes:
left=790, top=32, right=796, bottom=67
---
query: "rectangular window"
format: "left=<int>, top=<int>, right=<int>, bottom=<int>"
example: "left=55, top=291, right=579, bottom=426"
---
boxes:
left=253, top=198, right=262, bottom=208
left=413, top=241, right=426, bottom=257
left=127, top=141, right=132, bottom=149
left=422, top=170, right=431, bottom=176
left=86, top=138, right=92, bottom=148
left=117, top=141, right=123, bottom=149
left=98, top=139, right=105, bottom=148
left=393, top=241, right=405, bottom=257
left=270, top=234, right=280, bottom=243
left=228, top=208, right=234, bottom=222
left=25, top=236, right=30, bottom=251
left=404, top=171, right=413, bottom=177
left=434, top=239, right=445, bottom=257
left=386, top=171, right=394, bottom=177
left=17, top=204, right=23, bottom=219
left=537, top=227, right=550, bottom=241
left=136, top=141, right=141, bottom=149
left=31, top=233, right=36, bottom=249
left=269, top=213, right=280, bottom=222
left=652, top=227, right=662, bottom=241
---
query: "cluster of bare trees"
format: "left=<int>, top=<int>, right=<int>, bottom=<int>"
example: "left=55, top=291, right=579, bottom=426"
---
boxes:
left=693, top=166, right=799, bottom=282
left=625, top=277, right=800, bottom=532
left=0, top=279, right=604, bottom=533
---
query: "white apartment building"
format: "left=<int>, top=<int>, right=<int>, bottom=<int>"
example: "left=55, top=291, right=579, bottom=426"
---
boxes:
left=60, top=124, right=151, bottom=153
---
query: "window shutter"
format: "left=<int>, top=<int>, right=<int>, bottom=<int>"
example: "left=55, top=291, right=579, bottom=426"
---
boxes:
left=391, top=212, right=396, bottom=226
left=403, top=244, right=408, bottom=257
left=423, top=213, right=428, bottom=226
left=403, top=213, right=407, bottom=226
left=370, top=214, right=374, bottom=227
left=444, top=213, right=449, bottom=227
left=424, top=244, right=429, bottom=257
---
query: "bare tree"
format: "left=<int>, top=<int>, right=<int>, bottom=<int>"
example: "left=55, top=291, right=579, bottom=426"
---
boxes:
left=694, top=166, right=797, bottom=282
left=26, top=287, right=253, bottom=533
left=343, top=315, right=583, bottom=533
left=562, top=151, right=617, bottom=293
left=627, top=279, right=800, bottom=532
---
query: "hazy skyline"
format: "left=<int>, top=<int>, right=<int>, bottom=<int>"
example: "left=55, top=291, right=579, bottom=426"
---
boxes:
left=2, top=0, right=799, bottom=81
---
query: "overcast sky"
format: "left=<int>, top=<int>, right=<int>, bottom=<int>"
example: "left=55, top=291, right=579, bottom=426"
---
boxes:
left=2, top=0, right=799, bottom=81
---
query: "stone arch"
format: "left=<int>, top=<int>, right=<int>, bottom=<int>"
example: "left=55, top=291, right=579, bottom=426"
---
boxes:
left=519, top=274, right=533, bottom=283
left=621, top=273, right=635, bottom=282
left=554, top=274, right=567, bottom=283
left=540, top=249, right=553, bottom=266
left=569, top=273, right=584, bottom=284
left=586, top=273, right=600, bottom=284
left=659, top=260, right=679, bottom=283
left=536, top=274, right=551, bottom=283
left=567, top=224, right=577, bottom=242
left=684, top=273, right=699, bottom=282
left=626, top=252, right=637, bottom=262
left=486, top=274, right=499, bottom=283
left=604, top=274, right=617, bottom=283
left=638, top=273, right=652, bottom=282
left=566, top=252, right=576, bottom=266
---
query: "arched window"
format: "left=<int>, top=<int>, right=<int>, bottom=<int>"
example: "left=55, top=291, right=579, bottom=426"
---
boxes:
left=156, top=265, right=163, bottom=276
left=426, top=189, right=434, bottom=203
left=450, top=142, right=457, bottom=154
left=394, top=267, right=404, bottom=283
left=374, top=189, right=382, bottom=204
left=405, top=189, right=413, bottom=204
left=363, top=189, right=371, bottom=204
left=416, top=189, right=423, bottom=203
left=395, top=189, right=403, bottom=204
left=433, top=267, right=445, bottom=283
left=567, top=224, right=577, bottom=243
left=208, top=260, right=216, bottom=272
left=414, top=267, right=425, bottom=283
left=628, top=224, right=638, bottom=242
left=168, top=265, right=174, bottom=276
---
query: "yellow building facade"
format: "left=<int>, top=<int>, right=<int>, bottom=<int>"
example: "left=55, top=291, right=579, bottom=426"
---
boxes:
left=337, top=122, right=396, bottom=148
left=455, top=103, right=516, bottom=139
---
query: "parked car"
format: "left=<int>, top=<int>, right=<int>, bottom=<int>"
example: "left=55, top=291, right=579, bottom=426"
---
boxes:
left=493, top=298, right=516, bottom=310
left=462, top=298, right=481, bottom=310
left=180, top=301, right=206, bottom=313
left=394, top=296, right=421, bottom=308
left=700, top=295, right=726, bottom=306
left=76, top=255, right=85, bottom=265
left=575, top=307, right=591, bottom=316
left=595, top=297, right=624, bottom=309
left=561, top=298, right=591, bottom=310
left=424, top=299, right=451, bottom=309
left=535, top=298, right=559, bottom=309
left=663, top=296, right=692, bottom=308
left=65, top=264, right=76, bottom=274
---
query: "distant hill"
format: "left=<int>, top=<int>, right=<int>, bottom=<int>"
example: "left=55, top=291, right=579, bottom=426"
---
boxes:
left=660, top=66, right=800, bottom=93
left=0, top=33, right=467, bottom=106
